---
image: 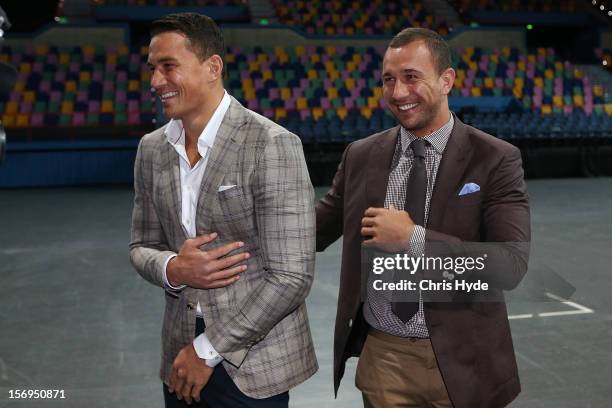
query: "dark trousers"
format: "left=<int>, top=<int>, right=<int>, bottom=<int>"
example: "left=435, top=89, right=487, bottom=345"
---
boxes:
left=163, top=317, right=289, bottom=407
left=163, top=365, right=289, bottom=408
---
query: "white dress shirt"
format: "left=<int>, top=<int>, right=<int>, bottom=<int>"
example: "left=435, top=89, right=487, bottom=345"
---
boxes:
left=161, top=91, right=231, bottom=367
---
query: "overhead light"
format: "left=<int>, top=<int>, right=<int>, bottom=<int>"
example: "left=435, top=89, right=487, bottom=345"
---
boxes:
left=600, top=5, right=605, bottom=10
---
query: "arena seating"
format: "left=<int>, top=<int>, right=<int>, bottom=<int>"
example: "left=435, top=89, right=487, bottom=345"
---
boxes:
left=95, top=0, right=244, bottom=5
left=454, top=0, right=580, bottom=13
left=1, top=44, right=610, bottom=143
left=271, top=0, right=449, bottom=36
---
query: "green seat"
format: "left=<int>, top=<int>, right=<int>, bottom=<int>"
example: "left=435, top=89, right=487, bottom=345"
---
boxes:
left=59, top=114, right=71, bottom=125
left=34, top=101, right=46, bottom=113
left=48, top=101, right=60, bottom=113
left=87, top=113, right=99, bottom=125
left=115, top=113, right=127, bottom=124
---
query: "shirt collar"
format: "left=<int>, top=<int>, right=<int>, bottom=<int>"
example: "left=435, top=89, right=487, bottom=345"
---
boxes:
left=164, top=91, right=231, bottom=156
left=399, top=113, right=454, bottom=155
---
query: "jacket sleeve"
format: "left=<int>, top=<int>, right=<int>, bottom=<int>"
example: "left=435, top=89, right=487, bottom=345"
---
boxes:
left=129, top=137, right=176, bottom=288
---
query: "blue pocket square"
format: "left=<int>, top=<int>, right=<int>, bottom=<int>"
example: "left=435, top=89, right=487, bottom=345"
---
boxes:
left=459, top=182, right=480, bottom=196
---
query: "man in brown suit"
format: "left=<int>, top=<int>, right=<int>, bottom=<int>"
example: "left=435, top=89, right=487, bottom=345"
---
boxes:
left=316, top=28, right=530, bottom=407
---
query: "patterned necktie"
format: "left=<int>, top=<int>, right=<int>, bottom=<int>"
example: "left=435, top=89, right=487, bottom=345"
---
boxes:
left=393, top=138, right=427, bottom=323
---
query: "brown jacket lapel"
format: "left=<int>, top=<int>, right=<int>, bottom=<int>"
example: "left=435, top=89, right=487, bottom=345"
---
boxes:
left=427, top=115, right=474, bottom=232
left=365, top=126, right=400, bottom=208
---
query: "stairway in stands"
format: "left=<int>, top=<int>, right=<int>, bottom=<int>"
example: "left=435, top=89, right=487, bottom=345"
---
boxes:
left=423, top=0, right=464, bottom=31
left=248, top=0, right=278, bottom=24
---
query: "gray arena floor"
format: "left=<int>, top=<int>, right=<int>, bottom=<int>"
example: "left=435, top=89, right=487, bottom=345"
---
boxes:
left=1, top=178, right=611, bottom=407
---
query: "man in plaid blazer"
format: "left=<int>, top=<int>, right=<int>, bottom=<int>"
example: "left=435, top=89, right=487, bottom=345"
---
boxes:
left=130, top=13, right=317, bottom=407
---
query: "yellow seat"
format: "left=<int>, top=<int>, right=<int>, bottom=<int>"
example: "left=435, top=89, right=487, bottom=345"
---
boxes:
left=484, top=78, right=494, bottom=88
left=312, top=107, right=323, bottom=121
left=541, top=105, right=552, bottom=114
left=101, top=100, right=114, bottom=113
left=573, top=95, right=584, bottom=107
left=20, top=63, right=31, bottom=73
left=307, top=70, right=317, bottom=80
left=16, top=114, right=29, bottom=127
left=1, top=114, right=15, bottom=127
left=605, top=104, right=612, bottom=115
left=368, top=97, right=378, bottom=108
left=128, top=80, right=139, bottom=92
left=512, top=88, right=522, bottom=98
left=14, top=81, right=25, bottom=93
left=61, top=101, right=74, bottom=114
left=336, top=107, right=348, bottom=120
left=79, top=72, right=91, bottom=82
left=471, top=87, right=481, bottom=97
left=6, top=101, right=18, bottom=115
left=59, top=53, right=70, bottom=65
left=360, top=107, right=372, bottom=119
left=297, top=97, right=308, bottom=110
left=275, top=108, right=287, bottom=120
left=345, top=78, right=355, bottom=90
left=23, top=91, right=35, bottom=103
left=65, top=81, right=77, bottom=92
left=280, top=88, right=291, bottom=100
left=553, top=95, right=563, bottom=107
left=327, top=88, right=338, bottom=99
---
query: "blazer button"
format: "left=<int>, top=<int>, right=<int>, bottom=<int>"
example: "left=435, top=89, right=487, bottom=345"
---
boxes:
left=348, top=319, right=353, bottom=328
left=187, top=302, right=195, bottom=310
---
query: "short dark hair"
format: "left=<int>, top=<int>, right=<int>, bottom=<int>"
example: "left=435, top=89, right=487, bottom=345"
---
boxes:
left=150, top=12, right=225, bottom=63
left=388, top=28, right=452, bottom=75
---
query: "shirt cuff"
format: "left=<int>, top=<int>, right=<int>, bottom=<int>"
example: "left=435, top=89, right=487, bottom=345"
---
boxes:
left=409, top=225, right=426, bottom=256
left=193, top=333, right=224, bottom=367
left=163, top=254, right=186, bottom=291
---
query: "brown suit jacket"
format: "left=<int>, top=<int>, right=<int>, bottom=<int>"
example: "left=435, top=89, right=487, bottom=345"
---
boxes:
left=316, top=114, right=530, bottom=408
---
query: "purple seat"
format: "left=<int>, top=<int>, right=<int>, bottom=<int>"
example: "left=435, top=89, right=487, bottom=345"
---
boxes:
left=77, top=90, right=88, bottom=102
left=93, top=71, right=103, bottom=81
left=54, top=71, right=66, bottom=82
left=88, top=101, right=100, bottom=113
left=247, top=99, right=259, bottom=110
left=69, top=63, right=79, bottom=73
left=344, top=97, right=354, bottom=109
left=269, top=88, right=279, bottom=99
left=299, top=110, right=311, bottom=120
left=254, top=78, right=264, bottom=89
left=50, top=91, right=61, bottom=103
left=9, top=91, right=19, bottom=102
left=31, top=113, right=44, bottom=126
left=117, top=72, right=127, bottom=82
left=72, top=112, right=85, bottom=126
left=128, top=112, right=140, bottom=125
left=321, top=98, right=331, bottom=109
left=285, top=99, right=296, bottom=110
left=128, top=100, right=139, bottom=112
left=103, top=81, right=114, bottom=92
left=20, top=102, right=32, bottom=113
left=115, top=90, right=127, bottom=103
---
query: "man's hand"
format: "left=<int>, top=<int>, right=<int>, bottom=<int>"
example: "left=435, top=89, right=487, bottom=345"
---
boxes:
left=167, top=343, right=214, bottom=405
left=167, top=232, right=249, bottom=289
left=361, top=206, right=416, bottom=252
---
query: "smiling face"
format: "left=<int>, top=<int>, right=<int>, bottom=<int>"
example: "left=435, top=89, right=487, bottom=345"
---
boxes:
left=147, top=31, right=218, bottom=122
left=382, top=40, right=455, bottom=137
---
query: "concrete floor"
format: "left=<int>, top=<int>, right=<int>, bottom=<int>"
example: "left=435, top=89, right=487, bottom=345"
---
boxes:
left=0, top=178, right=611, bottom=407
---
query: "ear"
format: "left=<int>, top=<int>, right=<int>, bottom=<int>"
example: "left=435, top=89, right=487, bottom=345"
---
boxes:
left=439, top=67, right=456, bottom=96
left=207, top=55, right=224, bottom=82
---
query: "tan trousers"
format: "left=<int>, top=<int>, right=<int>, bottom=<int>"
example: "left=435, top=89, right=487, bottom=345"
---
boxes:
left=355, top=328, right=453, bottom=408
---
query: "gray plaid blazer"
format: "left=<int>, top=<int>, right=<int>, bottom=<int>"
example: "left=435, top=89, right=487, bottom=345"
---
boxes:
left=129, top=96, right=318, bottom=399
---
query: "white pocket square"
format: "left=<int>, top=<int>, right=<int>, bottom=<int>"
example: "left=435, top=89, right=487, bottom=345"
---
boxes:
left=458, top=182, right=480, bottom=196
left=218, top=184, right=236, bottom=192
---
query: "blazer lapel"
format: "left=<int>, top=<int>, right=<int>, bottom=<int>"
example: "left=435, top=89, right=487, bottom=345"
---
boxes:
left=427, top=115, right=473, bottom=232
left=160, top=138, right=187, bottom=239
left=195, top=97, right=248, bottom=234
left=365, top=126, right=400, bottom=208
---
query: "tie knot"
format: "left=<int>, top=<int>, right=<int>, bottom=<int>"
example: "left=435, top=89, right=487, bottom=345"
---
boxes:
left=410, top=139, right=426, bottom=159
